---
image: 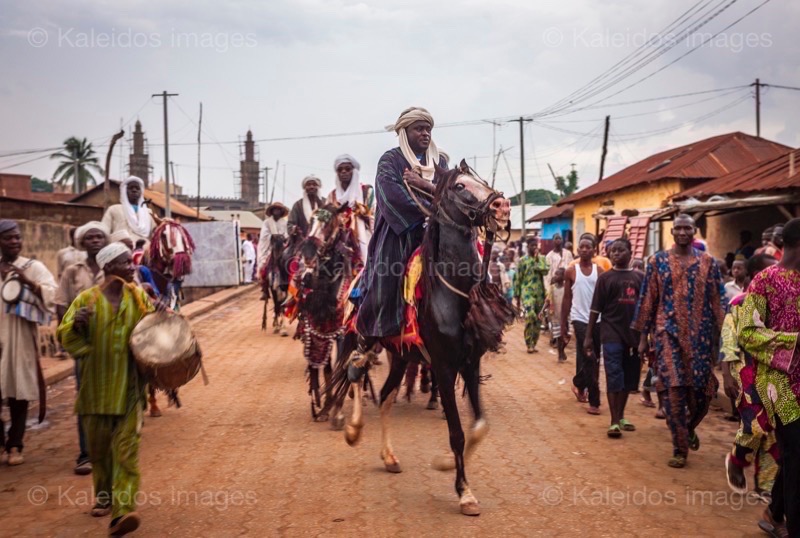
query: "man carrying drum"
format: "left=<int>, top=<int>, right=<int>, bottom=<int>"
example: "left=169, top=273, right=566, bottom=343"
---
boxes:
left=58, top=242, right=155, bottom=536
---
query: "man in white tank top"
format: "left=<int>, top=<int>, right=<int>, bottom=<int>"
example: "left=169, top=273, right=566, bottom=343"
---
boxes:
left=561, top=234, right=604, bottom=414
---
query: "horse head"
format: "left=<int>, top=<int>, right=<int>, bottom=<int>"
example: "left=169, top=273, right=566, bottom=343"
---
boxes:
left=433, top=159, right=511, bottom=235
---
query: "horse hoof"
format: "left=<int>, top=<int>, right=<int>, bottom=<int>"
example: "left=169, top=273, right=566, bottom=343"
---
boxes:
left=345, top=424, right=362, bottom=446
left=272, top=327, right=280, bottom=334
left=432, top=453, right=456, bottom=471
left=384, top=461, right=402, bottom=473
left=426, top=400, right=439, bottom=410
left=280, top=330, right=289, bottom=337
left=460, top=501, right=481, bottom=516
left=149, top=408, right=162, bottom=418
left=314, top=413, right=329, bottom=423
left=331, top=415, right=345, bottom=431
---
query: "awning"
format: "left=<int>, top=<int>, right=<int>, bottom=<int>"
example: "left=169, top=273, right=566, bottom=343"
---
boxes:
left=672, top=193, right=800, bottom=217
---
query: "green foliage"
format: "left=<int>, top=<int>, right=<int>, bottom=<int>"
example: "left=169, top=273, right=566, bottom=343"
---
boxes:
left=508, top=189, right=559, bottom=206
left=30, top=177, right=53, bottom=192
left=555, top=169, right=579, bottom=198
left=50, top=137, right=103, bottom=194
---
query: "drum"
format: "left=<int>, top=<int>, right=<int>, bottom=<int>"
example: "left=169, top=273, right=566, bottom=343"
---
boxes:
left=1, top=277, right=24, bottom=304
left=130, top=311, right=203, bottom=390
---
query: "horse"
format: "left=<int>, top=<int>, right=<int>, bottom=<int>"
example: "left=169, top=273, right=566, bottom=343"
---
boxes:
left=293, top=204, right=361, bottom=422
left=324, top=161, right=514, bottom=516
left=261, top=234, right=297, bottom=336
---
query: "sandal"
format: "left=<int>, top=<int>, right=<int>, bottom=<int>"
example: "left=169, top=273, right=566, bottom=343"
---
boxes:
left=689, top=432, right=700, bottom=451
left=91, top=502, right=111, bottom=517
left=607, top=424, right=622, bottom=438
left=586, top=406, right=601, bottom=415
left=668, top=455, right=687, bottom=468
left=619, top=419, right=636, bottom=431
left=639, top=398, right=656, bottom=408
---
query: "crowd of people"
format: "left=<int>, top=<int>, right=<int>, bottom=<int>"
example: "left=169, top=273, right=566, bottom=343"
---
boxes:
left=2, top=104, right=800, bottom=535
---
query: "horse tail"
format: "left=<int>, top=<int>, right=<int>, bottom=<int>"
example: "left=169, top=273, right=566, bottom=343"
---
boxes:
left=319, top=331, right=359, bottom=416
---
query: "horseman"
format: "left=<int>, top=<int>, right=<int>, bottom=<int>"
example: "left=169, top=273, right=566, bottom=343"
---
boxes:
left=288, top=175, right=324, bottom=238
left=356, top=106, right=447, bottom=351
left=257, top=202, right=289, bottom=278
left=101, top=176, right=156, bottom=245
left=326, top=155, right=375, bottom=264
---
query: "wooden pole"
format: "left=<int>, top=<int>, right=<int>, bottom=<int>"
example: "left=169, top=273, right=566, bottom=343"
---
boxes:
left=196, top=102, right=202, bottom=218
left=598, top=115, right=610, bottom=181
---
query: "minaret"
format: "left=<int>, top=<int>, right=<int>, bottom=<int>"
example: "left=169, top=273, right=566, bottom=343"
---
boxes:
left=239, top=130, right=260, bottom=206
left=129, top=120, right=150, bottom=186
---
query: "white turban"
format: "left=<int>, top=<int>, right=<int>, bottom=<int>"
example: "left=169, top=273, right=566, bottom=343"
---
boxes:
left=302, top=175, right=322, bottom=189
left=111, top=229, right=133, bottom=244
left=74, top=221, right=110, bottom=250
left=120, top=176, right=152, bottom=238
left=97, top=242, right=131, bottom=270
left=333, top=154, right=362, bottom=208
left=334, top=154, right=360, bottom=171
left=387, top=107, right=441, bottom=181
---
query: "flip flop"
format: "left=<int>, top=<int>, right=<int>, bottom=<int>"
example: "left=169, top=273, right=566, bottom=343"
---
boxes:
left=607, top=424, right=622, bottom=438
left=668, top=455, right=686, bottom=468
left=619, top=419, right=636, bottom=431
left=639, top=398, right=656, bottom=408
left=724, top=454, right=748, bottom=495
left=689, top=432, right=700, bottom=451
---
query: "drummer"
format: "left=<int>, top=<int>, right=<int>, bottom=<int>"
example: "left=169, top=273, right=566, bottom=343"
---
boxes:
left=55, top=221, right=110, bottom=476
left=58, top=242, right=155, bottom=536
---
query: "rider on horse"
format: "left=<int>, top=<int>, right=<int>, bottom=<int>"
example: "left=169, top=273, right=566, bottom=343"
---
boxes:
left=355, top=107, right=447, bottom=352
left=326, top=154, right=375, bottom=264
left=257, top=202, right=289, bottom=298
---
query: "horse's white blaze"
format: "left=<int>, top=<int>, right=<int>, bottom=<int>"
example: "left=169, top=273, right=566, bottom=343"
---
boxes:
left=456, top=174, right=494, bottom=202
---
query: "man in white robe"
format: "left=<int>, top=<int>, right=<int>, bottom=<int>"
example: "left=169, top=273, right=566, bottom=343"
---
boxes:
left=241, top=234, right=256, bottom=284
left=326, top=154, right=375, bottom=263
left=0, top=220, right=57, bottom=465
left=101, top=177, right=156, bottom=245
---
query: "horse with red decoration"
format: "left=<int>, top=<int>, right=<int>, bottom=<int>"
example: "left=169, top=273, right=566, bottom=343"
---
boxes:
left=289, top=203, right=362, bottom=421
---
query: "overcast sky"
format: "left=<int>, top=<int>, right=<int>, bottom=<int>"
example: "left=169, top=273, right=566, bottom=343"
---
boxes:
left=1, top=0, right=798, bottom=206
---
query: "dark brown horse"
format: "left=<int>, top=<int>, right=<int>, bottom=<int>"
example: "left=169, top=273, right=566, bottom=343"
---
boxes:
left=294, top=204, right=361, bottom=421
left=326, top=161, right=514, bottom=515
left=262, top=234, right=299, bottom=336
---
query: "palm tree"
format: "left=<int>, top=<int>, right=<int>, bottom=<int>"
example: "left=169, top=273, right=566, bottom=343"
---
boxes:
left=50, top=137, right=104, bottom=194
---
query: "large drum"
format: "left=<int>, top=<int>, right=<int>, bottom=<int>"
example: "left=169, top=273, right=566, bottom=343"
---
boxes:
left=130, top=311, right=203, bottom=390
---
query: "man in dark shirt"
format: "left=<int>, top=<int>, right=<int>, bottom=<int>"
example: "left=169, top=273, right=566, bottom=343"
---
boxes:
left=584, top=238, right=643, bottom=438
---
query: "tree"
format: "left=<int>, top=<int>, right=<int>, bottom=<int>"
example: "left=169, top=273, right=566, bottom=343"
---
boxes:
left=554, top=168, right=579, bottom=198
left=50, top=137, right=103, bottom=194
left=508, top=189, right=559, bottom=206
left=30, top=177, right=53, bottom=192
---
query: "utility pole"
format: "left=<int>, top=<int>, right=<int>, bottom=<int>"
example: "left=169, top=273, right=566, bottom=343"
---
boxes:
left=196, top=102, right=202, bottom=218
left=270, top=160, right=279, bottom=204
left=170, top=161, right=177, bottom=191
left=598, top=115, right=611, bottom=181
left=483, top=120, right=503, bottom=187
left=152, top=90, right=178, bottom=217
left=262, top=166, right=272, bottom=205
left=509, top=117, right=532, bottom=238
left=754, top=78, right=762, bottom=138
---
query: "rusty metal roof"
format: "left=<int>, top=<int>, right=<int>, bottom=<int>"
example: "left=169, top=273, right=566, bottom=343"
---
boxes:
left=672, top=150, right=800, bottom=200
left=557, top=132, right=791, bottom=205
left=527, top=203, right=574, bottom=222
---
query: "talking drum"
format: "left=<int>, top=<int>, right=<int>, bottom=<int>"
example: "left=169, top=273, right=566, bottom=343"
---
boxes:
left=130, top=311, right=203, bottom=390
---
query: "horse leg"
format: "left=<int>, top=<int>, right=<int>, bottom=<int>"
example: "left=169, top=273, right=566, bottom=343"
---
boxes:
left=379, top=350, right=407, bottom=473
left=271, top=289, right=280, bottom=333
left=427, top=368, right=440, bottom=410
left=432, top=362, right=479, bottom=516
left=420, top=363, right=431, bottom=394
left=309, top=367, right=325, bottom=421
left=148, top=385, right=162, bottom=418
left=317, top=363, right=332, bottom=422
left=331, top=333, right=357, bottom=431
left=344, top=380, right=363, bottom=445
left=404, top=361, right=419, bottom=402
left=461, top=362, right=489, bottom=463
